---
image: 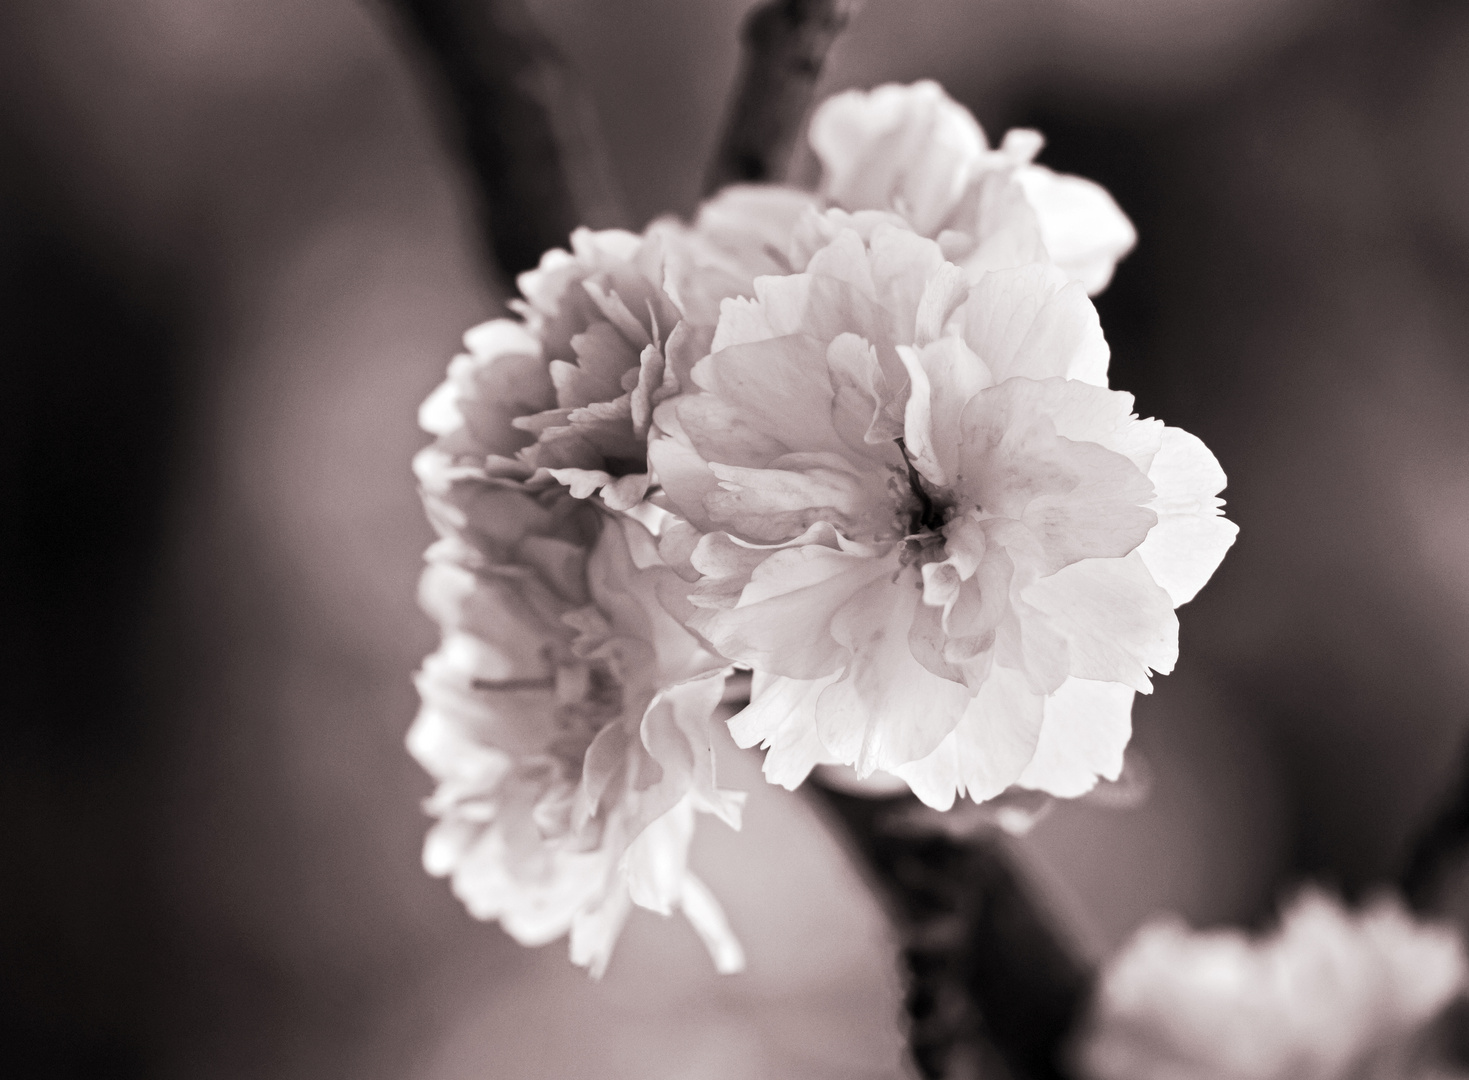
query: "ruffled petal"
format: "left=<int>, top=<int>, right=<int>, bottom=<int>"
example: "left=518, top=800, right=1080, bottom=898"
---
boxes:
left=623, top=801, right=696, bottom=916
left=816, top=562, right=973, bottom=775
left=1015, top=164, right=1137, bottom=296
left=810, top=80, right=986, bottom=236
left=690, top=536, right=892, bottom=680
left=957, top=264, right=1110, bottom=386
left=1021, top=552, right=1179, bottom=692
left=891, top=664, right=1046, bottom=808
left=1017, top=677, right=1135, bottom=797
left=728, top=669, right=844, bottom=789
left=1138, top=426, right=1239, bottom=606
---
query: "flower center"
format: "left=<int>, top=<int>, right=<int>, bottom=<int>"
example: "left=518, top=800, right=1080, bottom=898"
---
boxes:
left=894, top=437, right=959, bottom=570
left=895, top=437, right=950, bottom=535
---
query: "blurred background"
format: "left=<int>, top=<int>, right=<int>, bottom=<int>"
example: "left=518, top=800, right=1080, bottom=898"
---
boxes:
left=4, top=0, right=1469, bottom=1076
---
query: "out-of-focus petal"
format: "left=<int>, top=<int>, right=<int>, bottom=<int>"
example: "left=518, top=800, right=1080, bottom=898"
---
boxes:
left=810, top=80, right=986, bottom=236
left=1015, top=166, right=1137, bottom=296
left=1078, top=891, right=1469, bottom=1080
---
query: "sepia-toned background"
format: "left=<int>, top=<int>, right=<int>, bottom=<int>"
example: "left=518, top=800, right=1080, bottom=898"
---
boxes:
left=4, top=0, right=1469, bottom=1076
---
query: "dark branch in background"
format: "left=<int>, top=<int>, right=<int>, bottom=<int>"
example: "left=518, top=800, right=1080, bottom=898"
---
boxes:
left=703, top=0, right=864, bottom=194
left=390, top=0, right=625, bottom=278
left=1401, top=728, right=1469, bottom=1068
left=1403, top=730, right=1469, bottom=915
left=811, top=783, right=1094, bottom=1080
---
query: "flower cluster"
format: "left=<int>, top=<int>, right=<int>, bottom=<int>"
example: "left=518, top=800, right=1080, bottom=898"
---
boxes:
left=809, top=80, right=1137, bottom=295
left=410, top=80, right=1234, bottom=971
left=411, top=321, right=744, bottom=976
left=651, top=210, right=1235, bottom=809
left=1077, top=891, right=1469, bottom=1080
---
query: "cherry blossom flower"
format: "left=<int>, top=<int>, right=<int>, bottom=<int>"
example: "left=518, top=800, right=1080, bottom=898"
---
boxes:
left=489, top=226, right=692, bottom=511
left=438, top=185, right=817, bottom=517
left=411, top=322, right=745, bottom=976
left=435, top=79, right=1132, bottom=532
left=809, top=80, right=1137, bottom=294
left=648, top=212, right=1236, bottom=809
left=1077, top=891, right=1469, bottom=1080
left=408, top=73, right=1212, bottom=970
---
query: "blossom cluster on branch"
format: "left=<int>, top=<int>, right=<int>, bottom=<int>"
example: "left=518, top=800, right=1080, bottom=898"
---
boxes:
left=409, top=80, right=1236, bottom=972
left=1077, top=891, right=1469, bottom=1080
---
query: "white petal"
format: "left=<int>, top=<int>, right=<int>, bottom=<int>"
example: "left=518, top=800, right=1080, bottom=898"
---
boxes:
left=545, top=466, right=614, bottom=499
left=1021, top=552, right=1178, bottom=691
left=639, top=672, right=745, bottom=830
left=898, top=336, right=991, bottom=487
left=693, top=540, right=889, bottom=680
left=568, top=880, right=634, bottom=979
left=949, top=664, right=1047, bottom=801
left=1016, top=165, right=1137, bottom=296
left=463, top=317, right=543, bottom=360
left=817, top=567, right=972, bottom=774
left=888, top=738, right=962, bottom=810
left=892, top=664, right=1046, bottom=808
left=728, top=670, right=843, bottom=789
left=959, top=264, right=1110, bottom=386
left=958, top=172, right=1049, bottom=278
left=679, top=872, right=746, bottom=974
left=623, top=801, right=695, bottom=916
left=810, top=80, right=986, bottom=236
left=1138, top=426, right=1238, bottom=606
left=694, top=333, right=852, bottom=458
left=1017, top=678, right=1135, bottom=797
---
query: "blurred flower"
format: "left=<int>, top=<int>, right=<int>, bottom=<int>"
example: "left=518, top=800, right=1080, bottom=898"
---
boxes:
left=411, top=323, right=745, bottom=976
left=1078, top=890, right=1469, bottom=1080
left=649, top=213, right=1235, bottom=809
left=809, top=80, right=1137, bottom=294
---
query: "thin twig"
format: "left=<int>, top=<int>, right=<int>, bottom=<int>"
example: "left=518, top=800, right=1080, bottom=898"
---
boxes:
left=703, top=0, right=864, bottom=194
left=810, top=782, right=1094, bottom=1080
left=390, top=0, right=626, bottom=278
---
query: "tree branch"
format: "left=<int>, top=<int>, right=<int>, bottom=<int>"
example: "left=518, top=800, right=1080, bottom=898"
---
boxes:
left=703, top=0, right=863, bottom=194
left=811, top=782, right=1094, bottom=1080
left=1403, top=729, right=1469, bottom=917
left=389, top=0, right=626, bottom=278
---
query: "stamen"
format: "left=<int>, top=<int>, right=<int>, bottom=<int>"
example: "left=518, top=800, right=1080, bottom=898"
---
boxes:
left=895, top=437, right=945, bottom=534
left=645, top=298, right=662, bottom=351
left=472, top=677, right=556, bottom=692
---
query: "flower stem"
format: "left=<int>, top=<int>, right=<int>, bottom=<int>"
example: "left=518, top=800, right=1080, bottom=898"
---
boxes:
left=703, top=0, right=864, bottom=194
left=809, top=781, right=1094, bottom=1080
left=388, top=0, right=626, bottom=277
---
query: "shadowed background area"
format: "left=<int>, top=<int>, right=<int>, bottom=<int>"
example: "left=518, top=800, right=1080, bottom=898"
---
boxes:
left=3, top=0, right=1469, bottom=1076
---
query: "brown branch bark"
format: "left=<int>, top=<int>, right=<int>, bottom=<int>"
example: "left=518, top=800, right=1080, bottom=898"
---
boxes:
left=811, top=782, right=1094, bottom=1080
left=1403, top=729, right=1469, bottom=917
left=703, top=0, right=864, bottom=194
left=1400, top=730, right=1469, bottom=1069
left=389, top=0, right=626, bottom=279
